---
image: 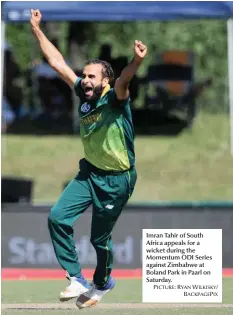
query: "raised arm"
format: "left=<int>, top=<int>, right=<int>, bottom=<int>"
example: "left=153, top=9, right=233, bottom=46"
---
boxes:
left=30, top=9, right=77, bottom=88
left=114, top=40, right=147, bottom=100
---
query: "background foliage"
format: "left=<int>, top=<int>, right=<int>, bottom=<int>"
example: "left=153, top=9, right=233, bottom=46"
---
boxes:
left=6, top=20, right=229, bottom=112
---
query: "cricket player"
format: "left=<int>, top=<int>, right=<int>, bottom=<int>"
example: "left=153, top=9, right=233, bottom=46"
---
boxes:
left=30, top=9, right=147, bottom=309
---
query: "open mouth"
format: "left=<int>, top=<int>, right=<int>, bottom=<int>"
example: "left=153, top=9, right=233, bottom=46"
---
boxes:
left=84, top=87, right=93, bottom=97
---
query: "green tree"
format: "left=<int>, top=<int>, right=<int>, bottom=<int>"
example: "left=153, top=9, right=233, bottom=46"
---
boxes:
left=6, top=20, right=228, bottom=112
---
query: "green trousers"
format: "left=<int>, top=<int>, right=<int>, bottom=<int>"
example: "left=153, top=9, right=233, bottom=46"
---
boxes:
left=48, top=158, right=137, bottom=287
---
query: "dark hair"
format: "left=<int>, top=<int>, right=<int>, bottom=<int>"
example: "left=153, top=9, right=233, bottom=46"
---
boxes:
left=85, top=59, right=114, bottom=83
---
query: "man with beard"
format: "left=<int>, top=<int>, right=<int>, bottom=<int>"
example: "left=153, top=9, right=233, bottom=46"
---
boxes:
left=30, top=9, right=147, bottom=309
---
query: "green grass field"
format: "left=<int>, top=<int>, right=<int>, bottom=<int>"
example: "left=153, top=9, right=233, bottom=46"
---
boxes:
left=2, top=112, right=233, bottom=203
left=1, top=278, right=233, bottom=315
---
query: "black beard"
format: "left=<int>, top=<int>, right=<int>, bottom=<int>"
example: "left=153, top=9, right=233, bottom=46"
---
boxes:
left=85, top=84, right=104, bottom=101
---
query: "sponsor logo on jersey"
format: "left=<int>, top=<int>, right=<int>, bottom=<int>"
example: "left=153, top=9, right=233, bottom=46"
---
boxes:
left=81, top=113, right=102, bottom=125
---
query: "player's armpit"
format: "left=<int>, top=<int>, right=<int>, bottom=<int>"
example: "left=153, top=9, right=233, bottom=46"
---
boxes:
left=50, top=59, right=78, bottom=89
left=114, top=78, right=130, bottom=101
left=111, top=85, right=130, bottom=109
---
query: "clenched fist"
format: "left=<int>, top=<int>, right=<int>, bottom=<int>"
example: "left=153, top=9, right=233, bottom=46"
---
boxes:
left=30, top=9, right=42, bottom=29
left=134, top=40, right=147, bottom=62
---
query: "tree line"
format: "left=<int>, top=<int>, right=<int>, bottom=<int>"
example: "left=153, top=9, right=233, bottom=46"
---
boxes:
left=6, top=20, right=229, bottom=112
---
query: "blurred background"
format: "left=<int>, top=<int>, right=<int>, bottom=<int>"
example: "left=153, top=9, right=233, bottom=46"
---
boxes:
left=1, top=1, right=233, bottom=279
left=2, top=1, right=233, bottom=204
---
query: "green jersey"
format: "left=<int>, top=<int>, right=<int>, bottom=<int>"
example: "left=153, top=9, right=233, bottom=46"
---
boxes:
left=74, top=78, right=135, bottom=171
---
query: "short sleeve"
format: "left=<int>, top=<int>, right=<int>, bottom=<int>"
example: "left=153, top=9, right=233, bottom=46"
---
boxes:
left=109, top=89, right=131, bottom=109
left=73, top=77, right=84, bottom=98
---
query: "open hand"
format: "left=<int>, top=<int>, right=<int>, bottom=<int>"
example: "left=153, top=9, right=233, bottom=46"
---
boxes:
left=30, top=9, right=42, bottom=28
left=134, top=40, right=147, bottom=62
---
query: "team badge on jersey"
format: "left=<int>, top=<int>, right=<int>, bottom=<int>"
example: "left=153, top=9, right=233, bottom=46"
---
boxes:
left=81, top=102, right=91, bottom=113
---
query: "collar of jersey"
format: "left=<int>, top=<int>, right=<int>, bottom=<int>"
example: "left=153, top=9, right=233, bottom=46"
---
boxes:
left=101, top=84, right=110, bottom=98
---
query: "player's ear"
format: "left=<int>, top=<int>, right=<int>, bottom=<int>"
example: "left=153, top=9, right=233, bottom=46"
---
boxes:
left=102, top=77, right=109, bottom=87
